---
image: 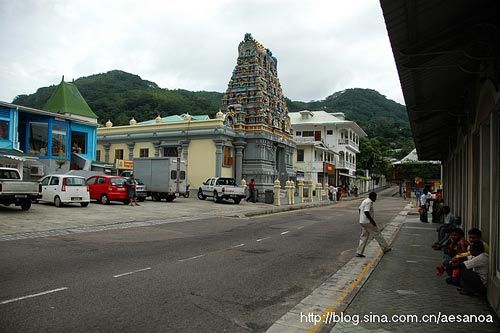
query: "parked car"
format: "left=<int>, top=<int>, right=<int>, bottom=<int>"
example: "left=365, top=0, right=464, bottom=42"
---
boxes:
left=197, top=177, right=245, bottom=204
left=0, top=167, right=40, bottom=211
left=86, top=175, right=130, bottom=205
left=39, top=175, right=90, bottom=207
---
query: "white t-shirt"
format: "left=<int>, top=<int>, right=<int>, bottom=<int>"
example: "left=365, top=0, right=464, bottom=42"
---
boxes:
left=463, top=253, right=489, bottom=286
left=359, top=198, right=374, bottom=224
left=419, top=193, right=427, bottom=206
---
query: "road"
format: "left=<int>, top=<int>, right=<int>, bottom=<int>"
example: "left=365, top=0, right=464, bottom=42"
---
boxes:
left=0, top=189, right=406, bottom=332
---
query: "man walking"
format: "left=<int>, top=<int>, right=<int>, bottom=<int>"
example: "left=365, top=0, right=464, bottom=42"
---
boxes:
left=246, top=178, right=256, bottom=203
left=356, top=192, right=391, bottom=258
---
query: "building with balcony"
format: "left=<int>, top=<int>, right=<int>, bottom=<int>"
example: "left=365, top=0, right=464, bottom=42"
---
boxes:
left=289, top=110, right=367, bottom=187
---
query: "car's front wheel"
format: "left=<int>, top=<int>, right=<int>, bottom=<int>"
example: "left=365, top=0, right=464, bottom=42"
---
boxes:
left=234, top=197, right=241, bottom=204
left=213, top=191, right=221, bottom=203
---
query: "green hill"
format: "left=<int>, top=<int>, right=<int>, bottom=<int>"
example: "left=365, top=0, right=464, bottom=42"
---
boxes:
left=12, top=70, right=413, bottom=168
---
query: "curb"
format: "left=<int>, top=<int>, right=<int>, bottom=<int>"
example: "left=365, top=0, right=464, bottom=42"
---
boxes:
left=266, top=204, right=411, bottom=333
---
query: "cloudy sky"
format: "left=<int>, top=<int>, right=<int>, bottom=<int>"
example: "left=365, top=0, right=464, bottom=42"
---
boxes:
left=0, top=0, right=405, bottom=105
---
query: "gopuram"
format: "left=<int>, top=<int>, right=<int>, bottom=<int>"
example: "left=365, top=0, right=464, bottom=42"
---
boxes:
left=221, top=33, right=295, bottom=191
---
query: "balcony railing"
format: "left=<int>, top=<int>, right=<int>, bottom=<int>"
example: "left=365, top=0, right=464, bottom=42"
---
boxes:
left=338, top=138, right=359, bottom=148
left=337, top=160, right=356, bottom=170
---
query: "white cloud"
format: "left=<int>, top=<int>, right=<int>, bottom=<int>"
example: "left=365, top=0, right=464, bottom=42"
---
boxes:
left=0, top=0, right=405, bottom=104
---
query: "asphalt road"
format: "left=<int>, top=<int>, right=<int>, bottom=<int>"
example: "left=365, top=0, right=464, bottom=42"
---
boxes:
left=0, top=189, right=406, bottom=332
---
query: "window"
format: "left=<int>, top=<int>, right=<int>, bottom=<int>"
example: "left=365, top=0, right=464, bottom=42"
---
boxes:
left=49, top=177, right=59, bottom=185
left=302, top=131, right=314, bottom=137
left=0, top=169, right=20, bottom=179
left=52, top=124, right=67, bottom=157
left=180, top=171, right=186, bottom=180
left=171, top=170, right=177, bottom=179
left=327, top=130, right=333, bottom=135
left=96, top=150, right=101, bottom=161
left=65, top=177, right=85, bottom=186
left=297, top=149, right=304, bottom=162
left=164, top=147, right=178, bottom=157
left=86, top=177, right=96, bottom=185
left=115, top=149, right=124, bottom=160
left=140, top=148, right=149, bottom=158
left=71, top=131, right=87, bottom=154
left=0, top=120, right=9, bottom=139
left=110, top=178, right=125, bottom=186
left=223, top=147, right=233, bottom=166
left=40, top=177, right=50, bottom=186
left=97, top=177, right=106, bottom=184
left=29, top=122, right=48, bottom=156
left=295, top=131, right=302, bottom=136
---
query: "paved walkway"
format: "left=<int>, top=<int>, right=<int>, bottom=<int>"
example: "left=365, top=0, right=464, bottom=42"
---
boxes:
left=332, top=215, right=500, bottom=333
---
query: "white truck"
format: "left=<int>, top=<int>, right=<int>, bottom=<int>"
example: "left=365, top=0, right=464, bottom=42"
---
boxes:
left=197, top=177, right=246, bottom=204
left=133, top=157, right=188, bottom=202
left=0, top=167, right=41, bottom=211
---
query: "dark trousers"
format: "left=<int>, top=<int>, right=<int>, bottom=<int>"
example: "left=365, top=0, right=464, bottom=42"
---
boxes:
left=461, top=268, right=486, bottom=294
left=247, top=188, right=255, bottom=202
left=420, top=205, right=428, bottom=222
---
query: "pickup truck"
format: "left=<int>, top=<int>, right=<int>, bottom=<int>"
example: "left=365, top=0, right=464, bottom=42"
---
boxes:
left=197, top=177, right=246, bottom=204
left=0, top=167, right=41, bottom=211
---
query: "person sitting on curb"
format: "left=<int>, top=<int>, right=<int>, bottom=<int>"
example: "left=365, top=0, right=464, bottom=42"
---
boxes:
left=437, top=228, right=469, bottom=282
left=355, top=192, right=392, bottom=258
left=432, top=206, right=456, bottom=249
left=454, top=228, right=490, bottom=259
left=443, top=240, right=488, bottom=296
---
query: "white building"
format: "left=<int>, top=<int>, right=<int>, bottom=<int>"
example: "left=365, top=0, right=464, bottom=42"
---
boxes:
left=289, top=110, right=367, bottom=187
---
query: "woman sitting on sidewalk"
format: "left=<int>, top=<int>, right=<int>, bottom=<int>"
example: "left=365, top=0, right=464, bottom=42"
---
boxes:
left=444, top=240, right=489, bottom=296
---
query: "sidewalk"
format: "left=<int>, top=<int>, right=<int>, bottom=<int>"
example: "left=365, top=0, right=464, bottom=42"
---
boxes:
left=332, top=215, right=500, bottom=333
left=266, top=203, right=499, bottom=333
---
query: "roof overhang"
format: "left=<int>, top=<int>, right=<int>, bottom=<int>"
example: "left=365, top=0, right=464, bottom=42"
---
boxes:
left=380, top=0, right=500, bottom=160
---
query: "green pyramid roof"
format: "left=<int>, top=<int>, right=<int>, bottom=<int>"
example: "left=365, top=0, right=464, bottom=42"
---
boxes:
left=43, top=77, right=98, bottom=119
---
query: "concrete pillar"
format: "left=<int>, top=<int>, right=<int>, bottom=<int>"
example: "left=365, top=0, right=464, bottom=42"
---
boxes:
left=103, top=142, right=111, bottom=163
left=179, top=140, right=190, bottom=161
left=153, top=141, right=161, bottom=157
left=298, top=179, right=304, bottom=203
left=285, top=180, right=292, bottom=205
left=126, top=142, right=135, bottom=160
left=291, top=180, right=295, bottom=205
left=274, top=179, right=281, bottom=206
left=213, top=139, right=224, bottom=178
left=234, top=141, right=246, bottom=182
left=316, top=183, right=323, bottom=202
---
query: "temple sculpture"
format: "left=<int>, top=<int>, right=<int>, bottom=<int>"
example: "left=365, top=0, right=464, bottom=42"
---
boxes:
left=221, top=33, right=295, bottom=190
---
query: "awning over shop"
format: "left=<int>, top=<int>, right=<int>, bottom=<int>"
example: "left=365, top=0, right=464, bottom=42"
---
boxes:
left=339, top=172, right=356, bottom=179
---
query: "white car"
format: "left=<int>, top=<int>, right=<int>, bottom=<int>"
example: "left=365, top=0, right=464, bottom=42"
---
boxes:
left=39, top=175, right=90, bottom=207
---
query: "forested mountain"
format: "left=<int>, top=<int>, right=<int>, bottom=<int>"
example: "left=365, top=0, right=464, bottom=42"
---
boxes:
left=13, top=70, right=413, bottom=168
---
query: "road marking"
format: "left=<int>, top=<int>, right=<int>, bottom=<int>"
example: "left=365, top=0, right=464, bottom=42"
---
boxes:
left=280, top=231, right=290, bottom=235
left=256, top=237, right=270, bottom=242
left=1, top=287, right=68, bottom=305
left=297, top=226, right=304, bottom=230
left=229, top=243, right=245, bottom=249
left=410, top=244, right=422, bottom=247
left=406, top=260, right=418, bottom=263
left=178, top=255, right=205, bottom=262
left=113, top=267, right=152, bottom=278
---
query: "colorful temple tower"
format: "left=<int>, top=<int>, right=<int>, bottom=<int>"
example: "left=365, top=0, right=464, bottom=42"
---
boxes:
left=221, top=33, right=295, bottom=189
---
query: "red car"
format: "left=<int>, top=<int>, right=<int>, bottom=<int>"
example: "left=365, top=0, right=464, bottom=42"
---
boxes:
left=86, top=175, right=130, bottom=205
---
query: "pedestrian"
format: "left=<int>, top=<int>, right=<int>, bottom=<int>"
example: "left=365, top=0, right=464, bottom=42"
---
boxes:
left=356, top=192, right=392, bottom=258
left=328, top=184, right=334, bottom=201
left=419, top=188, right=431, bottom=222
left=332, top=185, right=338, bottom=202
left=246, top=178, right=256, bottom=203
left=125, top=174, right=139, bottom=206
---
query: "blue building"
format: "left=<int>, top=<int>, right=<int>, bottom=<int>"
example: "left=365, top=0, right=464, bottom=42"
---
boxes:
left=0, top=78, right=98, bottom=178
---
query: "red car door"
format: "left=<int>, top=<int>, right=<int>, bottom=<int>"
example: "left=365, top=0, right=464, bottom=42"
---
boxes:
left=86, top=176, right=98, bottom=200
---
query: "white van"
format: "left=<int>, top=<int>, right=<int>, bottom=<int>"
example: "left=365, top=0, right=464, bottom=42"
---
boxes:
left=39, top=175, right=90, bottom=207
